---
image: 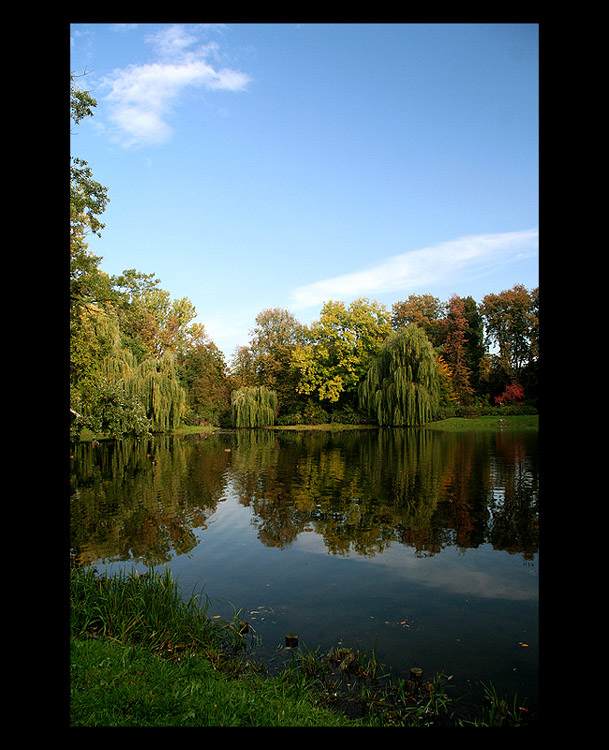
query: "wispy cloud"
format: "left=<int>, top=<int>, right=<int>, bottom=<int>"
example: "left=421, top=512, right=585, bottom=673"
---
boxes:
left=290, top=229, right=539, bottom=309
left=100, top=24, right=251, bottom=148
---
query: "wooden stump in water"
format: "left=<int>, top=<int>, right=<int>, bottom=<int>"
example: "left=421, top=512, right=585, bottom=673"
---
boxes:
left=285, top=634, right=298, bottom=648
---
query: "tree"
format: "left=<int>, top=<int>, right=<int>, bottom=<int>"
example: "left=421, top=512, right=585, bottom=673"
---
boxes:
left=460, top=295, right=486, bottom=394
left=480, top=285, right=538, bottom=384
left=292, top=298, right=392, bottom=406
left=178, top=326, right=230, bottom=425
left=111, top=269, right=198, bottom=360
left=231, top=386, right=278, bottom=428
left=359, top=325, right=440, bottom=426
left=136, top=350, right=186, bottom=432
left=440, top=295, right=475, bottom=405
left=390, top=294, right=446, bottom=347
left=248, top=308, right=306, bottom=414
left=435, top=354, right=458, bottom=407
left=228, top=345, right=257, bottom=391
left=70, top=73, right=111, bottom=322
left=70, top=303, right=187, bottom=439
left=494, top=383, right=525, bottom=405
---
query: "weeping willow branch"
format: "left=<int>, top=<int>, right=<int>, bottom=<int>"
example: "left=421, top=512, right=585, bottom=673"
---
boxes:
left=231, top=386, right=278, bottom=428
left=359, top=325, right=440, bottom=426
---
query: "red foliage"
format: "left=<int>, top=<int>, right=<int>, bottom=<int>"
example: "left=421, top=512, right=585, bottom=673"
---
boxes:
left=494, top=383, right=525, bottom=405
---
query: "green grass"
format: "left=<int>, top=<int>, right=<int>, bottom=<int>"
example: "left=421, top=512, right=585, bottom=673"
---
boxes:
left=70, top=636, right=352, bottom=727
left=70, top=566, right=355, bottom=727
left=425, top=414, right=538, bottom=432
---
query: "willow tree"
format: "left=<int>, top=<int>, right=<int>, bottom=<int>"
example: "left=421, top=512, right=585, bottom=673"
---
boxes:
left=231, top=386, right=278, bottom=428
left=71, top=304, right=186, bottom=438
left=136, top=351, right=186, bottom=433
left=359, top=325, right=440, bottom=426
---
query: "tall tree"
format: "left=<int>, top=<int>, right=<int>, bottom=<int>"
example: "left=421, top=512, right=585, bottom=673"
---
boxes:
left=248, top=308, right=305, bottom=413
left=70, top=72, right=114, bottom=431
left=178, top=326, right=230, bottom=425
left=461, top=295, right=486, bottom=394
left=390, top=294, right=446, bottom=347
left=480, top=285, right=538, bottom=384
left=359, top=325, right=440, bottom=426
left=292, top=298, right=392, bottom=406
left=441, top=295, right=475, bottom=405
left=111, top=269, right=198, bottom=359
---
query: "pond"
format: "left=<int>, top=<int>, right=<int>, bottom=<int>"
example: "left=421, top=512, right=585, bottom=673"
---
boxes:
left=70, top=426, right=539, bottom=713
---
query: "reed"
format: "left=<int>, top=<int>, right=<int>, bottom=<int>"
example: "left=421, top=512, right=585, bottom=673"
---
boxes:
left=70, top=566, right=225, bottom=655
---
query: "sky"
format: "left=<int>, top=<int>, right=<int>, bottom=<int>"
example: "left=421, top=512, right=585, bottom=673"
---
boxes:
left=70, top=22, right=539, bottom=361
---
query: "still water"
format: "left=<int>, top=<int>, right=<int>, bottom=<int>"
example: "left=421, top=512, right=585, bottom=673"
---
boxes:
left=70, top=427, right=539, bottom=710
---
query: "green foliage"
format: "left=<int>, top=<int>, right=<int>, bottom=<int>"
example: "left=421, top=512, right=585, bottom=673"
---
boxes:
left=231, top=386, right=278, bottom=428
left=359, top=325, right=440, bottom=426
left=292, top=299, right=392, bottom=406
left=71, top=305, right=186, bottom=439
left=178, top=328, right=230, bottom=426
left=480, top=284, right=538, bottom=383
left=136, top=351, right=186, bottom=433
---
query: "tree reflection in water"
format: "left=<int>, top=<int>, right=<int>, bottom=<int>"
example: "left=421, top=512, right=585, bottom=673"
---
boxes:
left=70, top=427, right=538, bottom=566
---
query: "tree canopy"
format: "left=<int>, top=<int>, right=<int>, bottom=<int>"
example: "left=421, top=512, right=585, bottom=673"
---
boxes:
left=291, top=298, right=392, bottom=405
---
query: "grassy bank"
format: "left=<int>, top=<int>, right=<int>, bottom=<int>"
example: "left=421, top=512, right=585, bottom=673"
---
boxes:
left=424, top=414, right=539, bottom=432
left=77, top=414, right=537, bottom=441
left=271, top=415, right=538, bottom=433
left=70, top=567, right=534, bottom=727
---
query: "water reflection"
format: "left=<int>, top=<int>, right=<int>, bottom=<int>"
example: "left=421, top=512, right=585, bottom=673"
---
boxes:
left=70, top=428, right=538, bottom=567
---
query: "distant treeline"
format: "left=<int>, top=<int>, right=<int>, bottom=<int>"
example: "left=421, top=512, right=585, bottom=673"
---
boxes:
left=70, top=73, right=538, bottom=439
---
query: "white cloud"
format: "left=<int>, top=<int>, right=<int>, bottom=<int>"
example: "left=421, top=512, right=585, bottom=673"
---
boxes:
left=290, top=229, right=539, bottom=309
left=101, top=25, right=250, bottom=148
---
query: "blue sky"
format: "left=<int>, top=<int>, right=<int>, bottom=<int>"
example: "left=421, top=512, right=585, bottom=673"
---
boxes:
left=70, top=23, right=539, bottom=361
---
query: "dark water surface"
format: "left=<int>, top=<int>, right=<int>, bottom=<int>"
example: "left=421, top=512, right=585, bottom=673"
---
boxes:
left=70, top=427, right=539, bottom=711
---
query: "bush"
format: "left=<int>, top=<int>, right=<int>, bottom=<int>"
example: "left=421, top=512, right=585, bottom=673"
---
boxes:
left=494, top=383, right=525, bottom=406
left=433, top=402, right=536, bottom=422
left=276, top=412, right=304, bottom=426
left=330, top=405, right=374, bottom=424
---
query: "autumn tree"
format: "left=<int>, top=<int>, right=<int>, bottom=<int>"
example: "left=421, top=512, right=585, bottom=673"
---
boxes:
left=440, top=295, right=475, bottom=405
left=390, top=294, right=446, bottom=347
left=111, top=269, right=199, bottom=360
left=292, top=298, right=392, bottom=407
